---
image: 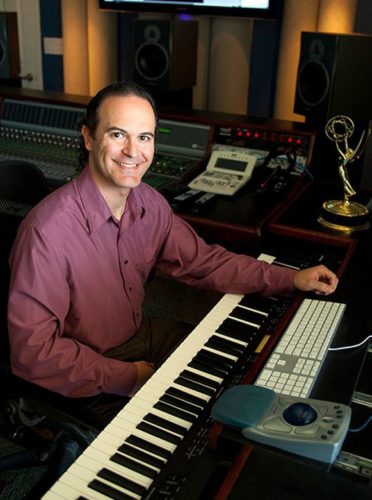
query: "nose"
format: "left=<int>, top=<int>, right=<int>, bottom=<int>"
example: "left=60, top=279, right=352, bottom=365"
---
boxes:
left=122, top=137, right=138, bottom=157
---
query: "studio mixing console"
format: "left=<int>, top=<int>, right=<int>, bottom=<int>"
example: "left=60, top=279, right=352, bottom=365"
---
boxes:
left=0, top=99, right=211, bottom=190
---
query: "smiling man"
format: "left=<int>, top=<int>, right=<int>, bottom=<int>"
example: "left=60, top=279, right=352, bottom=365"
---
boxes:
left=7, top=81, right=338, bottom=429
left=82, top=91, right=156, bottom=219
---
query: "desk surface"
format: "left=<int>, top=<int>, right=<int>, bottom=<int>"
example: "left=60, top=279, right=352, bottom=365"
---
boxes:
left=173, top=178, right=372, bottom=498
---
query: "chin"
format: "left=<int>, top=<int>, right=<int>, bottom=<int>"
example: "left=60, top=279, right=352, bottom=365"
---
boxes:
left=118, top=177, right=142, bottom=189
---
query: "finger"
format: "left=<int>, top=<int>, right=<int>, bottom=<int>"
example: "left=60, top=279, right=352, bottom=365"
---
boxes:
left=313, top=281, right=334, bottom=295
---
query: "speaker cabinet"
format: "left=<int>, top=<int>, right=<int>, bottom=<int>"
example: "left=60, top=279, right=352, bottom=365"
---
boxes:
left=134, top=20, right=198, bottom=92
left=294, top=32, right=372, bottom=125
left=0, top=12, right=20, bottom=80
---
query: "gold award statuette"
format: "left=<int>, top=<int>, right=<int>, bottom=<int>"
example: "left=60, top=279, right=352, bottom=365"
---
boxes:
left=318, top=115, right=370, bottom=233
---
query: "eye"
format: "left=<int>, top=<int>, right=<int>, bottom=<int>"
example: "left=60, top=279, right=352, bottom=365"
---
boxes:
left=111, top=131, right=125, bottom=140
left=140, top=134, right=153, bottom=143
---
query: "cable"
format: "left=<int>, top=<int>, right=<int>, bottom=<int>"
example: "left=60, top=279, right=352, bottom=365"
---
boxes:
left=348, top=415, right=372, bottom=433
left=329, top=335, right=372, bottom=352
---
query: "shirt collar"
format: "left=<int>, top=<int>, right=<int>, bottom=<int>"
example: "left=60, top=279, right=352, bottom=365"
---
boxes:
left=76, top=166, right=146, bottom=233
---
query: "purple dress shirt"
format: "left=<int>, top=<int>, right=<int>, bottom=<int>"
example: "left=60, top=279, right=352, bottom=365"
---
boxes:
left=8, top=167, right=296, bottom=397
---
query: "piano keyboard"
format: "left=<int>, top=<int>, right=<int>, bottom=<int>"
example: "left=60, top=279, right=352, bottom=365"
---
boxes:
left=43, top=292, right=290, bottom=500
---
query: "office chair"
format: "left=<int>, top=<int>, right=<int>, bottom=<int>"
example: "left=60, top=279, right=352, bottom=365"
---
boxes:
left=0, top=160, right=97, bottom=497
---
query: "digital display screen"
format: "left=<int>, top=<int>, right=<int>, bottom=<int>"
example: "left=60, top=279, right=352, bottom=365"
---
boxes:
left=99, top=0, right=280, bottom=18
left=215, top=157, right=248, bottom=172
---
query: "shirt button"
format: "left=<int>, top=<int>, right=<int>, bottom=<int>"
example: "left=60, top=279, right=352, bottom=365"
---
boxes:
left=124, top=260, right=129, bottom=265
left=129, top=286, right=132, bottom=291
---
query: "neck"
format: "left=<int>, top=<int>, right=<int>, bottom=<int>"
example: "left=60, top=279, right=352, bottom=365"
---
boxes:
left=105, top=190, right=129, bottom=220
left=88, top=164, right=130, bottom=219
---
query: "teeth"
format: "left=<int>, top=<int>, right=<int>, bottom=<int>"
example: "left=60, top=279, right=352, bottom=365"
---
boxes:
left=117, top=161, right=136, bottom=167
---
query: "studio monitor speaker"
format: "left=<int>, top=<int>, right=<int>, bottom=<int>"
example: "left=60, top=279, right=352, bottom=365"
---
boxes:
left=134, top=20, right=198, bottom=92
left=294, top=32, right=372, bottom=125
left=0, top=12, right=20, bottom=80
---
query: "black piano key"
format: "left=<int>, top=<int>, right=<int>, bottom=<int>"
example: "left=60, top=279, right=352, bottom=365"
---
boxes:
left=160, top=393, right=202, bottom=415
left=89, top=478, right=133, bottom=500
left=155, top=400, right=197, bottom=423
left=197, top=348, right=235, bottom=369
left=111, top=452, right=157, bottom=479
left=239, top=294, right=275, bottom=312
left=230, top=306, right=265, bottom=325
left=206, top=335, right=245, bottom=356
left=220, top=317, right=258, bottom=335
left=167, top=386, right=206, bottom=407
left=144, top=412, right=188, bottom=436
left=174, top=375, right=215, bottom=396
left=97, top=467, right=147, bottom=496
left=137, top=421, right=181, bottom=445
left=193, top=352, right=230, bottom=374
left=188, top=359, right=228, bottom=378
left=216, top=319, right=257, bottom=341
left=126, top=435, right=171, bottom=460
left=180, top=369, right=220, bottom=389
left=118, top=443, right=165, bottom=469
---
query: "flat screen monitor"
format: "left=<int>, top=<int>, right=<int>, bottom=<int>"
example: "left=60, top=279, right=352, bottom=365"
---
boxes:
left=99, top=0, right=281, bottom=19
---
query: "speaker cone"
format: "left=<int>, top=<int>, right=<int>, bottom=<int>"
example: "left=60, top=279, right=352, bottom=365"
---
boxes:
left=135, top=43, right=169, bottom=82
left=297, top=60, right=330, bottom=107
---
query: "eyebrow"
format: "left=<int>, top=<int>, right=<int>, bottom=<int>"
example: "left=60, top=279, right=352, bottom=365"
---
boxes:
left=106, top=126, right=155, bottom=137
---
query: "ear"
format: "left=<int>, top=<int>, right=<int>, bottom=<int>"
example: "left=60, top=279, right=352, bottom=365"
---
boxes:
left=81, top=125, right=93, bottom=152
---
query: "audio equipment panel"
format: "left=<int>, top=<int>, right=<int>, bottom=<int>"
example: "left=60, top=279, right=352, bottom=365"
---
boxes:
left=212, top=122, right=315, bottom=178
left=0, top=98, right=211, bottom=191
left=0, top=98, right=83, bottom=186
left=144, top=119, right=211, bottom=190
left=214, top=124, right=314, bottom=160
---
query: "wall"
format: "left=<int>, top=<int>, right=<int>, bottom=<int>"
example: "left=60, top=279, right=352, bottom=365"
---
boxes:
left=1, top=0, right=370, bottom=120
left=61, top=0, right=118, bottom=97
left=40, top=0, right=63, bottom=91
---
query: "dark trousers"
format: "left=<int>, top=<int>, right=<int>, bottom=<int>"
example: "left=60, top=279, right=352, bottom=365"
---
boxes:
left=66, top=317, right=193, bottom=430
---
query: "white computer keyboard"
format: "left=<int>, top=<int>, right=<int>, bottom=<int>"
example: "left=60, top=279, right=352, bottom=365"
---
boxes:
left=255, top=298, right=346, bottom=398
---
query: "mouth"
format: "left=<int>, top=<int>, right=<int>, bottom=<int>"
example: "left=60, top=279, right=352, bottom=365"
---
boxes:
left=114, top=160, right=140, bottom=169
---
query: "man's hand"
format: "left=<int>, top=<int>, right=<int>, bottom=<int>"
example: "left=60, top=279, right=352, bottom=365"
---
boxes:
left=130, top=360, right=155, bottom=396
left=293, top=265, right=339, bottom=296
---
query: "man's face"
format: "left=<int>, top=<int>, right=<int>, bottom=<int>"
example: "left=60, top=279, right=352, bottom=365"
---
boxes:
left=82, top=94, right=156, bottom=193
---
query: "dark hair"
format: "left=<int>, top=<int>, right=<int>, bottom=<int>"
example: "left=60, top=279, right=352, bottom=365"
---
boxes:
left=77, top=81, right=158, bottom=169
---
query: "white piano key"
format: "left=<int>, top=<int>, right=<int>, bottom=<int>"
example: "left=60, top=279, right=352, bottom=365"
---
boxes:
left=89, top=437, right=159, bottom=472
left=201, top=345, right=239, bottom=362
left=65, top=462, right=142, bottom=498
left=41, top=491, right=65, bottom=500
left=154, top=360, right=208, bottom=386
left=140, top=376, right=210, bottom=403
left=81, top=447, right=153, bottom=488
left=165, top=369, right=219, bottom=394
left=43, top=292, right=263, bottom=499
left=114, top=408, right=187, bottom=437
left=176, top=363, right=225, bottom=385
left=96, top=429, right=168, bottom=464
left=213, top=332, right=247, bottom=347
left=51, top=473, right=113, bottom=500
left=121, top=395, right=192, bottom=430
left=70, top=468, right=141, bottom=499
left=107, top=420, right=177, bottom=452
